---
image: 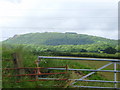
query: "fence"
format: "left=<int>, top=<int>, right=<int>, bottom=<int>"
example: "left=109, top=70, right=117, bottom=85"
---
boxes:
left=38, top=56, right=120, bottom=89
left=3, top=56, right=120, bottom=89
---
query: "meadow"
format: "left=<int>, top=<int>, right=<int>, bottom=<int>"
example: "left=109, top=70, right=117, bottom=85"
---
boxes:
left=2, top=44, right=120, bottom=88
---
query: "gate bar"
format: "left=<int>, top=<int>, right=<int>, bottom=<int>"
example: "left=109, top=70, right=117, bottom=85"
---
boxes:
left=73, top=85, right=120, bottom=89
left=3, top=66, right=66, bottom=70
left=47, top=68, right=120, bottom=73
left=38, top=78, right=120, bottom=83
left=16, top=78, right=120, bottom=83
left=72, top=62, right=113, bottom=85
left=4, top=72, right=67, bottom=77
left=38, top=56, right=120, bottom=62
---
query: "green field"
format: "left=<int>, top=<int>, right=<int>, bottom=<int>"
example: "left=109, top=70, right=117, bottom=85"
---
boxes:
left=2, top=44, right=120, bottom=88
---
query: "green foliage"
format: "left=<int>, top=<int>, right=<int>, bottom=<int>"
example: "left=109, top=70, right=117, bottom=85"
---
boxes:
left=13, top=44, right=119, bottom=59
left=103, top=47, right=117, bottom=54
left=3, top=32, right=117, bottom=46
left=2, top=44, right=119, bottom=88
left=89, top=73, right=106, bottom=80
left=3, top=32, right=118, bottom=56
left=79, top=49, right=87, bottom=52
left=51, top=52, right=120, bottom=59
left=115, top=45, right=120, bottom=52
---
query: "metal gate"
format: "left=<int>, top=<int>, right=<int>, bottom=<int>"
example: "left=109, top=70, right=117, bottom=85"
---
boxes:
left=38, top=56, right=120, bottom=89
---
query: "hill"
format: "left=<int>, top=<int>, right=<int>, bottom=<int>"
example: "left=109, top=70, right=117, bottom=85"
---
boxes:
left=3, top=32, right=118, bottom=46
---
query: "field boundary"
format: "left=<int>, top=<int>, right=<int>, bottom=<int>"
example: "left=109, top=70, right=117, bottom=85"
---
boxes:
left=38, top=56, right=120, bottom=89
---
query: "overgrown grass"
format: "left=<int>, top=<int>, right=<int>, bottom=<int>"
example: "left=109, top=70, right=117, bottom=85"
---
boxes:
left=2, top=44, right=120, bottom=88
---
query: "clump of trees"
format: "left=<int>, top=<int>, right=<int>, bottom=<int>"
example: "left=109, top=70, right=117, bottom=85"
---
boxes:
left=20, top=43, right=118, bottom=55
left=103, top=47, right=117, bottom=54
left=2, top=43, right=119, bottom=59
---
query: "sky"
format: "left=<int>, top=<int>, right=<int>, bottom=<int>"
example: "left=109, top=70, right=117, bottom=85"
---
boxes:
left=0, top=0, right=119, bottom=41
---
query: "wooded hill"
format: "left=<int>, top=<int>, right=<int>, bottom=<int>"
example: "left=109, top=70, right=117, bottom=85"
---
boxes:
left=3, top=32, right=118, bottom=46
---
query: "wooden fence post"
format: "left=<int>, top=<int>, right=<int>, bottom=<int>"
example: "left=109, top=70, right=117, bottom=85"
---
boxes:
left=12, top=53, right=25, bottom=75
left=35, top=58, right=41, bottom=80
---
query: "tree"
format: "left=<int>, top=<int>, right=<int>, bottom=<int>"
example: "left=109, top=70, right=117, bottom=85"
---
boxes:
left=115, top=45, right=120, bottom=52
left=103, top=47, right=117, bottom=54
left=80, top=49, right=87, bottom=52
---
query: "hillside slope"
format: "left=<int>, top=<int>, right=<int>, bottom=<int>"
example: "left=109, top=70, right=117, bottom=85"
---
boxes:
left=3, top=32, right=118, bottom=45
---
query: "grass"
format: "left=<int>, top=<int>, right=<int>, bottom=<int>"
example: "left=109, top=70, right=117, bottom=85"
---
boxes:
left=2, top=45, right=120, bottom=88
left=75, top=81, right=115, bottom=88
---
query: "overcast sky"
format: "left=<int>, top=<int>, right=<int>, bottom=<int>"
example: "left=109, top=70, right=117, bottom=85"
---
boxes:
left=0, top=0, right=119, bottom=41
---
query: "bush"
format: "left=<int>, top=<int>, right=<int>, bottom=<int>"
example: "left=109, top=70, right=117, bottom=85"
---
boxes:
left=103, top=47, right=117, bottom=54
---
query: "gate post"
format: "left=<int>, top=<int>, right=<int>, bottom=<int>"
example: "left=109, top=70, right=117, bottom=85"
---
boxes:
left=114, top=62, right=117, bottom=88
left=35, top=57, right=41, bottom=80
left=12, top=53, right=25, bottom=75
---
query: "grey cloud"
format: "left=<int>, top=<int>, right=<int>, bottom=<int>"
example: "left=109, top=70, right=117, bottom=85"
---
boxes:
left=1, top=1, right=118, bottom=40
